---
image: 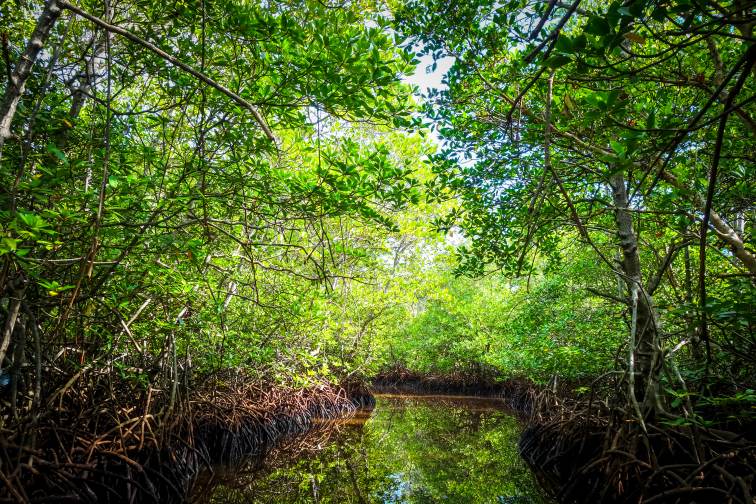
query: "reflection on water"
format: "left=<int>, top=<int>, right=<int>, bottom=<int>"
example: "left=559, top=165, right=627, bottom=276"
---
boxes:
left=196, top=394, right=551, bottom=503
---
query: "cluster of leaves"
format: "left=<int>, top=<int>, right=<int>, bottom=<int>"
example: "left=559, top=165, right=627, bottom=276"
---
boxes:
left=0, top=0, right=429, bottom=400
left=392, top=0, right=755, bottom=396
left=371, top=242, right=623, bottom=383
left=1, top=0, right=752, bottom=428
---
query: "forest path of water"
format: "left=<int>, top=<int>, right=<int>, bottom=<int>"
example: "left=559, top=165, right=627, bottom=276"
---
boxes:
left=193, top=394, right=552, bottom=503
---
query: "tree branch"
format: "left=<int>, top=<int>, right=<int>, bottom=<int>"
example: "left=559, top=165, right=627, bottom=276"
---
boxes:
left=646, top=241, right=691, bottom=296
left=60, top=1, right=277, bottom=143
left=697, top=48, right=754, bottom=363
left=0, top=0, right=62, bottom=153
left=585, top=286, right=630, bottom=305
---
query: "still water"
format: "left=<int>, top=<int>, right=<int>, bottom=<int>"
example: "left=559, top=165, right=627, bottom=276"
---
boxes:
left=196, top=394, right=551, bottom=503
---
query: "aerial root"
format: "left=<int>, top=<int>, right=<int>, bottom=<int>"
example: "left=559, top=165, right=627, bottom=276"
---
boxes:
left=519, top=385, right=755, bottom=504
left=0, top=370, right=366, bottom=503
left=371, top=364, right=540, bottom=401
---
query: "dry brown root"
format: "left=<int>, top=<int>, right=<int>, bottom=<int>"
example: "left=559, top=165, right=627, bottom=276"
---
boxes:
left=371, top=364, right=503, bottom=395
left=188, top=410, right=356, bottom=502
left=0, top=369, right=367, bottom=503
left=519, top=387, right=756, bottom=504
left=371, top=368, right=554, bottom=417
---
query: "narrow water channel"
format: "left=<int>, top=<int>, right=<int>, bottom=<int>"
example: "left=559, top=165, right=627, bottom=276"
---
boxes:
left=193, top=394, right=552, bottom=503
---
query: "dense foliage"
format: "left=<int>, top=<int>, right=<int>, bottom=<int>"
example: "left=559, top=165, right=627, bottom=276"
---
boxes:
left=393, top=0, right=755, bottom=414
left=0, top=0, right=423, bottom=397
left=1, top=0, right=753, bottom=445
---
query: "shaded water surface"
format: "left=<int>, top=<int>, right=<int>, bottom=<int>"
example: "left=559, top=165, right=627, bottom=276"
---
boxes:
left=195, top=394, right=551, bottom=503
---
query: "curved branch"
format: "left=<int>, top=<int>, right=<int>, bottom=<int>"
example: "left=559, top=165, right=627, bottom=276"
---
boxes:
left=697, top=49, right=754, bottom=363
left=59, top=1, right=277, bottom=143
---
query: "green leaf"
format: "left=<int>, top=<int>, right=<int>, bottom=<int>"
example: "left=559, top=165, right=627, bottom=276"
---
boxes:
left=544, top=54, right=571, bottom=69
left=584, top=16, right=611, bottom=36
left=0, top=237, right=19, bottom=255
left=646, top=111, right=656, bottom=129
left=572, top=35, right=587, bottom=51
left=47, top=144, right=68, bottom=165
left=555, top=35, right=572, bottom=53
left=651, top=6, right=668, bottom=22
left=606, top=89, right=621, bottom=107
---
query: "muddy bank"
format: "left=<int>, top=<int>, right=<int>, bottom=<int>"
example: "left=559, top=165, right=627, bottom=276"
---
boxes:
left=0, top=377, right=372, bottom=503
left=9, top=366, right=750, bottom=504
left=371, top=366, right=559, bottom=414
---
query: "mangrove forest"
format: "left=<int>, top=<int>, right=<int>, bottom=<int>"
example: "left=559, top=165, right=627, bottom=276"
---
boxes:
left=0, top=0, right=754, bottom=502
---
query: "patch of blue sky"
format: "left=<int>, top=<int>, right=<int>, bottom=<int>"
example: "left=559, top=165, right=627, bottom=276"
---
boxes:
left=403, top=52, right=455, bottom=94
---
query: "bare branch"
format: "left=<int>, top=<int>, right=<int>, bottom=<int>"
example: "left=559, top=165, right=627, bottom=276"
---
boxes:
left=646, top=241, right=692, bottom=296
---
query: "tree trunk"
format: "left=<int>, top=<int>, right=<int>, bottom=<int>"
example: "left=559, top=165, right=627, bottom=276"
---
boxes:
left=0, top=278, right=26, bottom=367
left=684, top=243, right=703, bottom=360
left=0, top=0, right=62, bottom=153
left=609, top=171, right=661, bottom=414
